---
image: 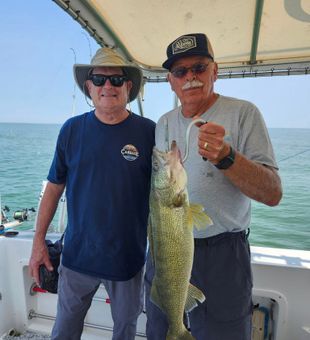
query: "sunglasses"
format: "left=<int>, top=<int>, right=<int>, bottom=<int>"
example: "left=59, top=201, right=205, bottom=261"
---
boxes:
left=88, top=74, right=128, bottom=87
left=170, top=63, right=210, bottom=78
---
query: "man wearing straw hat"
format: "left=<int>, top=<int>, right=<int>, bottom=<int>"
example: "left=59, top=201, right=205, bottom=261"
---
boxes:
left=29, top=47, right=155, bottom=340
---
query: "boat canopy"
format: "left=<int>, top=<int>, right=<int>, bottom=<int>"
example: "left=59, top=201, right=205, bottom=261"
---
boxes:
left=53, top=0, right=310, bottom=81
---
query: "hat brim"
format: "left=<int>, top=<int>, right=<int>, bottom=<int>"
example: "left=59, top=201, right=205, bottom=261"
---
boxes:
left=162, top=50, right=214, bottom=70
left=74, top=64, right=143, bottom=102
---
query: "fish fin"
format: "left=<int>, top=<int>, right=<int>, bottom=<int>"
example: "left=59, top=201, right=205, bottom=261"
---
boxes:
left=167, top=327, right=195, bottom=340
left=184, top=283, right=206, bottom=313
left=188, top=203, right=213, bottom=230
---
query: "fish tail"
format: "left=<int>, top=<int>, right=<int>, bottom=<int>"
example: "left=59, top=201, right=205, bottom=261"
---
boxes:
left=166, top=326, right=195, bottom=340
left=184, top=283, right=206, bottom=313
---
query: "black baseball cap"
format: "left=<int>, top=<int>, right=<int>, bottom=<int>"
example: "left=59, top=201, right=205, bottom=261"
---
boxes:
left=162, top=33, right=214, bottom=70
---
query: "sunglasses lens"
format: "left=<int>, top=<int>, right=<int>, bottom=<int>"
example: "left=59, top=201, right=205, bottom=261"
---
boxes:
left=110, top=75, right=126, bottom=87
left=90, top=74, right=127, bottom=87
left=192, top=63, right=208, bottom=74
left=171, top=67, right=188, bottom=78
left=91, top=75, right=107, bottom=86
left=171, top=63, right=209, bottom=78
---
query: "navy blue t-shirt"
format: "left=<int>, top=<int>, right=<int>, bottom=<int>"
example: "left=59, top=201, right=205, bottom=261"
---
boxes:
left=48, top=111, right=155, bottom=280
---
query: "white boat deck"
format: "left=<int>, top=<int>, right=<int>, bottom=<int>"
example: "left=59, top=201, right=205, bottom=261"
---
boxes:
left=0, top=231, right=146, bottom=339
left=1, top=232, right=310, bottom=339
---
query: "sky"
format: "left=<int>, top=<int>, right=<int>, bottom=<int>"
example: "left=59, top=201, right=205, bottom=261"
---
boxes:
left=0, top=1, right=309, bottom=128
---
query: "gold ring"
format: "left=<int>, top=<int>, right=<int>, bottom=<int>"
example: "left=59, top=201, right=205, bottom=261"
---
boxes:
left=204, top=142, right=208, bottom=150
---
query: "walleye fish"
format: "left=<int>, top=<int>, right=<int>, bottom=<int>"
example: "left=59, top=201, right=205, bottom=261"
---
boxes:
left=148, top=141, right=213, bottom=340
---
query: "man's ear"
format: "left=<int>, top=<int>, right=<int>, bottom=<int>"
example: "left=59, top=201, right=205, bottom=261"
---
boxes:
left=85, top=80, right=91, bottom=93
left=127, top=80, right=133, bottom=95
left=167, top=73, right=175, bottom=91
left=213, top=62, right=218, bottom=82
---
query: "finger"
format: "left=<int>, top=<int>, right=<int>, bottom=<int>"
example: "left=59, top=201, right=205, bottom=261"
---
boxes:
left=198, top=130, right=222, bottom=143
left=28, top=258, right=39, bottom=280
left=28, top=263, right=34, bottom=278
left=198, top=143, right=213, bottom=159
left=198, top=139, right=215, bottom=152
left=192, top=116, right=208, bottom=128
left=195, top=121, right=207, bottom=128
left=33, top=266, right=41, bottom=286
left=44, top=257, right=54, bottom=272
left=199, top=131, right=225, bottom=148
left=199, top=122, right=225, bottom=136
left=199, top=145, right=210, bottom=161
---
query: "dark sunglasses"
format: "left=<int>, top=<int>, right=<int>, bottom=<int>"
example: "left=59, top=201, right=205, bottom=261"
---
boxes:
left=170, top=63, right=210, bottom=78
left=88, top=74, right=128, bottom=87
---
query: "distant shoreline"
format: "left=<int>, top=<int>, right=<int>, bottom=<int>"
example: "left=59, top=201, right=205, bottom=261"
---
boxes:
left=0, top=122, right=309, bottom=130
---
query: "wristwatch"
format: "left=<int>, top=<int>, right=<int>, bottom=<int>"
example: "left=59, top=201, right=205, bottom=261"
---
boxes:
left=215, top=146, right=235, bottom=170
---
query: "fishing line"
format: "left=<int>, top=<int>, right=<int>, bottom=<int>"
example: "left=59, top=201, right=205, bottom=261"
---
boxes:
left=278, top=148, right=310, bottom=162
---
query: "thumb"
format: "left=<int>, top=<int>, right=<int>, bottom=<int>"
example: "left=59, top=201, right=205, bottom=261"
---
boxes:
left=192, top=115, right=207, bottom=127
left=44, top=257, right=54, bottom=272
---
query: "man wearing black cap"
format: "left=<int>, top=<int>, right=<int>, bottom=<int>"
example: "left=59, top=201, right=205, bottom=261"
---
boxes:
left=145, top=33, right=282, bottom=339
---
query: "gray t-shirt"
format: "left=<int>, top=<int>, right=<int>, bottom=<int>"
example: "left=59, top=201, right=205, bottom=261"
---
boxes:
left=155, top=95, right=278, bottom=238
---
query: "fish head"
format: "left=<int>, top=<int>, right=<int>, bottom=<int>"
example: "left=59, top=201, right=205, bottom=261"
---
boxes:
left=151, top=141, right=187, bottom=205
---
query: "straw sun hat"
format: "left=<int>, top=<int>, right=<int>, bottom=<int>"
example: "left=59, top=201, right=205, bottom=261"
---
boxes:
left=74, top=47, right=143, bottom=102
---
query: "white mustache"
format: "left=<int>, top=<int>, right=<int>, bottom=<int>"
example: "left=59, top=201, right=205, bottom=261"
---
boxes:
left=182, top=80, right=204, bottom=90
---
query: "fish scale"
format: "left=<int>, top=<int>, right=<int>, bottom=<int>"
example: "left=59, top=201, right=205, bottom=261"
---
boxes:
left=148, top=141, right=213, bottom=340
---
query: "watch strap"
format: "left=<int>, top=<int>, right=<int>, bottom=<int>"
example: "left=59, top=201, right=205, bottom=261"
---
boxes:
left=215, top=146, right=235, bottom=169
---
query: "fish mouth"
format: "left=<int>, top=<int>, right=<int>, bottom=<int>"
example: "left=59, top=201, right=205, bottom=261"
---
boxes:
left=170, top=140, right=177, bottom=152
left=170, top=141, right=183, bottom=164
left=152, top=141, right=187, bottom=192
left=152, top=141, right=182, bottom=173
left=152, top=141, right=180, bottom=159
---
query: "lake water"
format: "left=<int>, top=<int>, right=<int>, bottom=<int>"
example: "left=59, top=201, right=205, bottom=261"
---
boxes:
left=0, top=123, right=309, bottom=250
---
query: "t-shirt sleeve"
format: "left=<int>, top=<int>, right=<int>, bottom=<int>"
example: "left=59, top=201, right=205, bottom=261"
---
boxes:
left=47, top=123, right=68, bottom=184
left=238, top=103, right=278, bottom=169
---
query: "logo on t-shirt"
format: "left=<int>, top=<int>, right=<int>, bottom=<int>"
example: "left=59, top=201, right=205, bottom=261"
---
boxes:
left=121, top=144, right=139, bottom=161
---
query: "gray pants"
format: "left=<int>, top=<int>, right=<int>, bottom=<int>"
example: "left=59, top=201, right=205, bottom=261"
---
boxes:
left=51, top=264, right=144, bottom=340
left=145, top=230, right=253, bottom=340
